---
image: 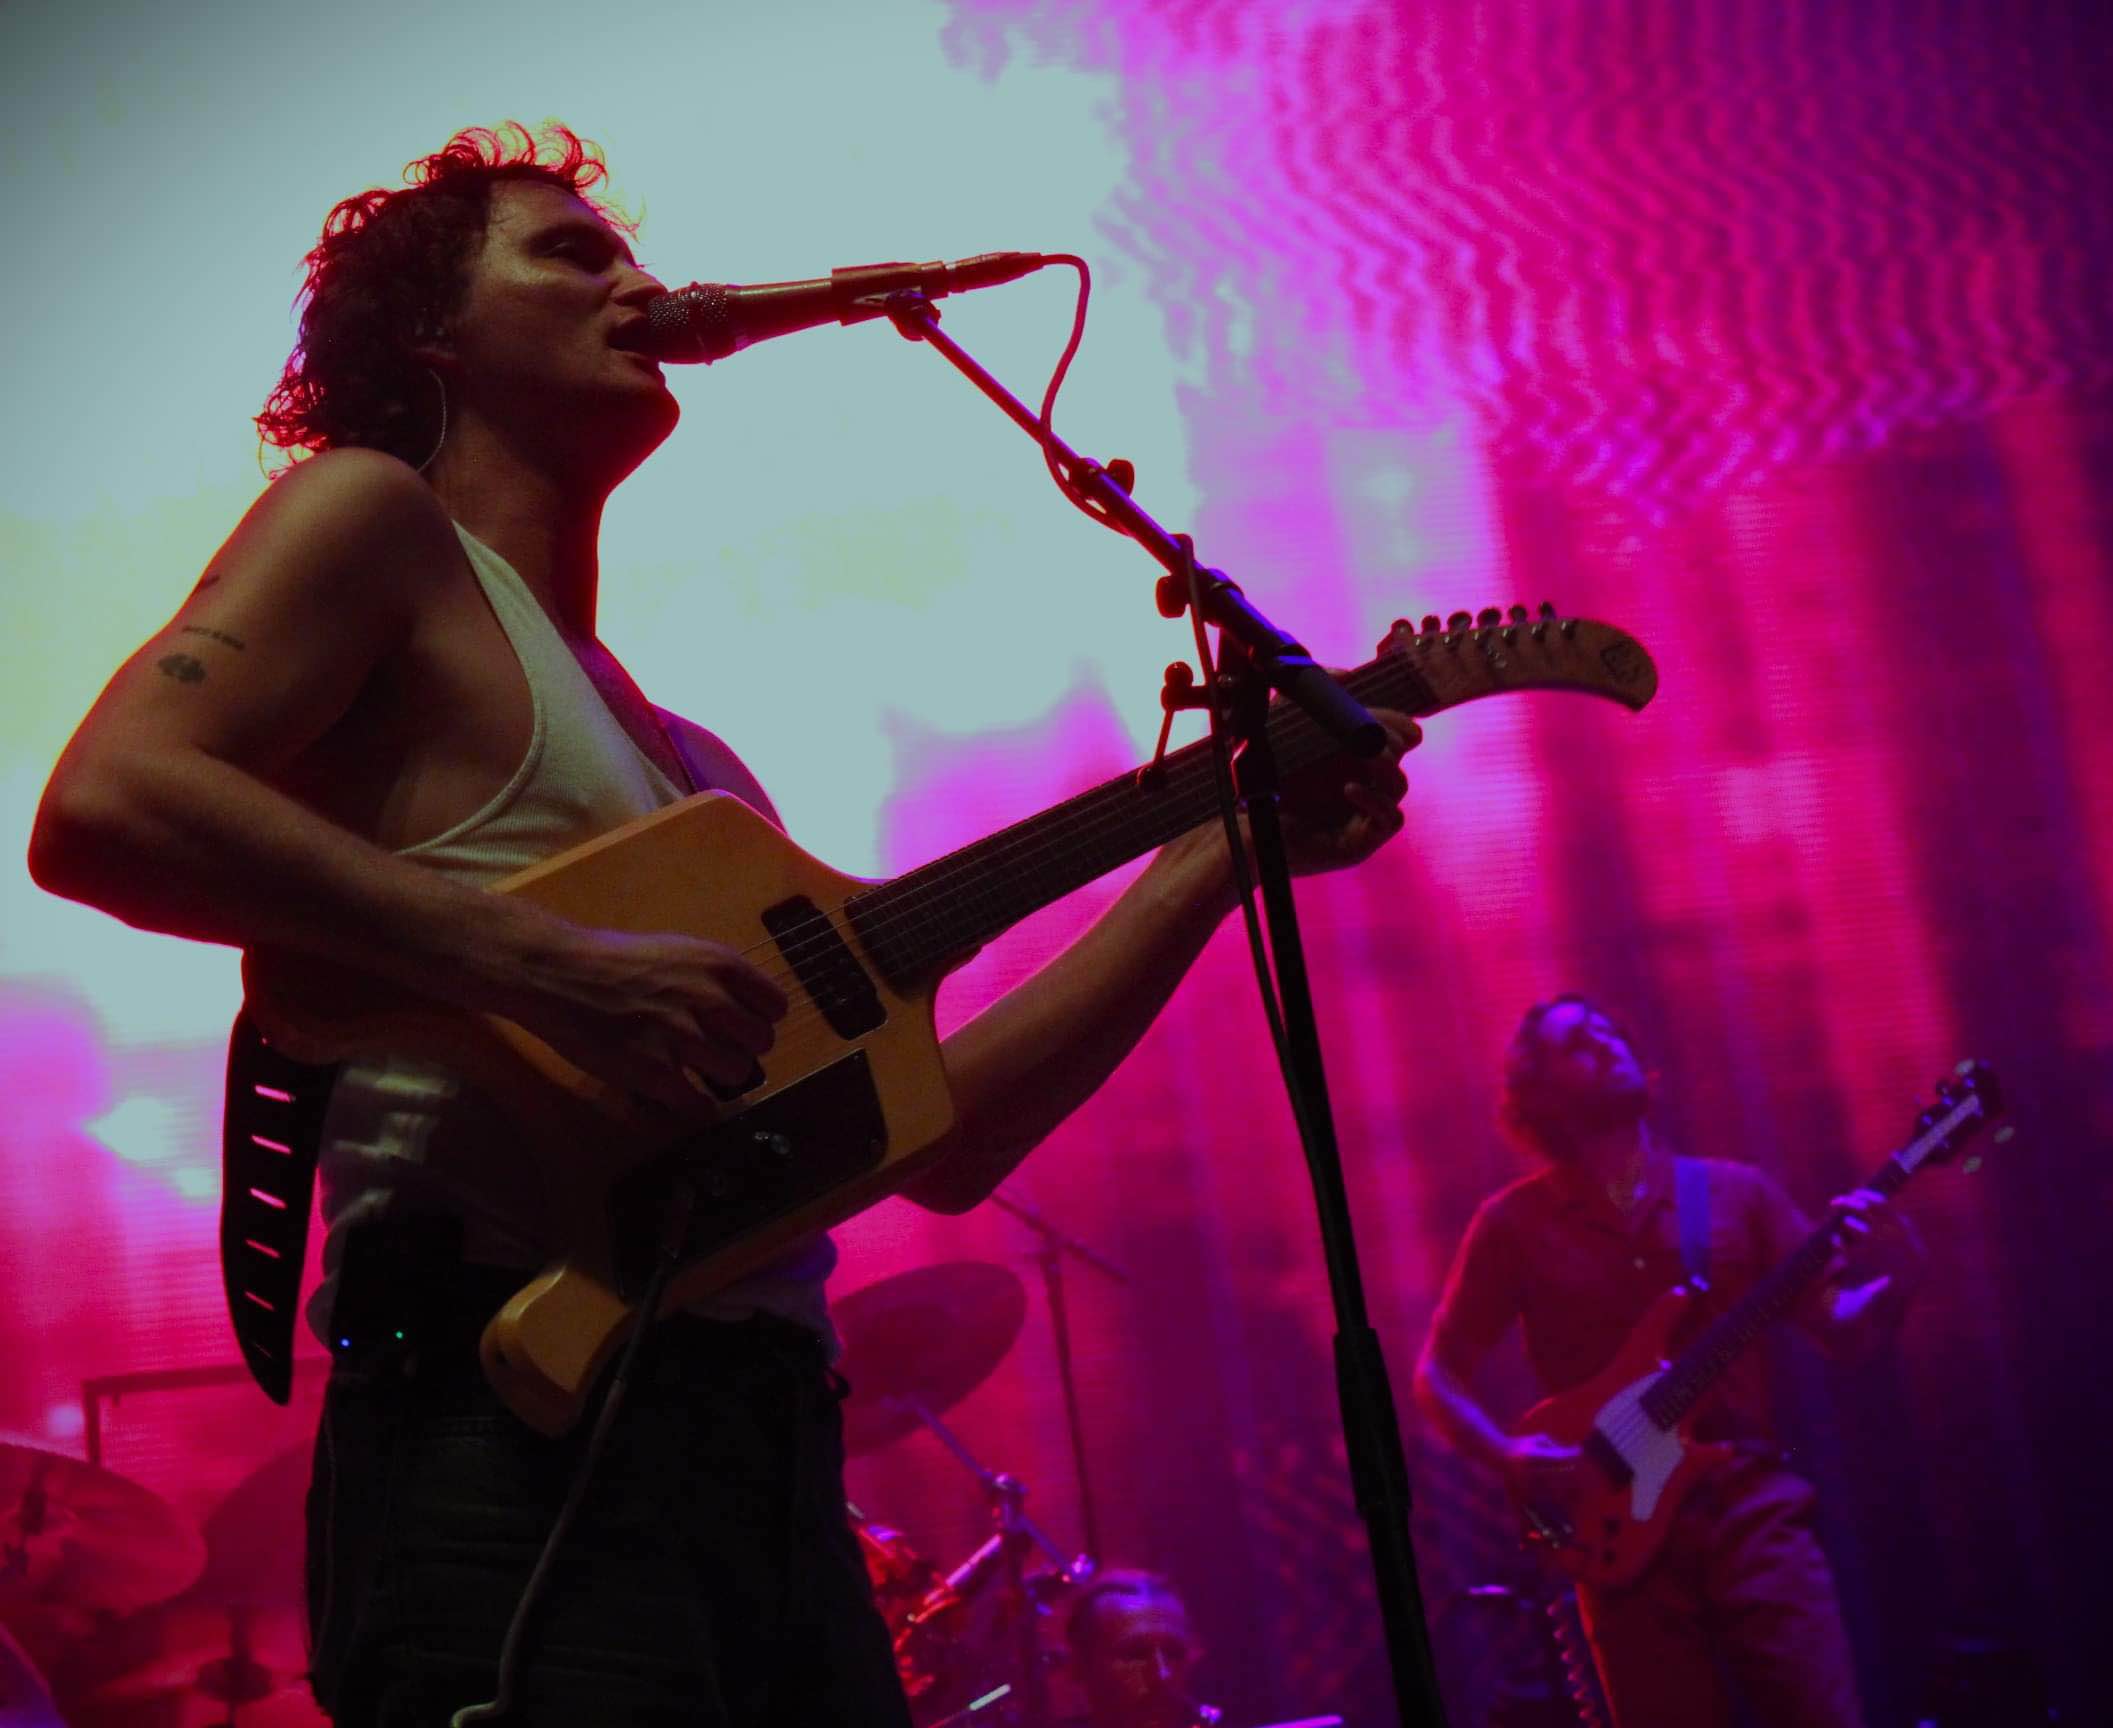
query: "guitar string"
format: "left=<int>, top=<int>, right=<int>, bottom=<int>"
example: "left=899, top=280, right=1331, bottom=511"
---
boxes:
left=543, top=628, right=1615, bottom=1063
left=625, top=633, right=1617, bottom=1058
left=737, top=626, right=1627, bottom=1042
left=1564, top=1139, right=1959, bottom=1514
left=712, top=627, right=1601, bottom=1017
left=613, top=652, right=1407, bottom=1054
left=687, top=644, right=1439, bottom=1046
left=769, top=619, right=1628, bottom=979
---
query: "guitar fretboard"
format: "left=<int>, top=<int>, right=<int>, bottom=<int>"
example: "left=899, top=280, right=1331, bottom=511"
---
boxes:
left=843, top=652, right=1438, bottom=987
left=1639, top=1093, right=1984, bottom=1429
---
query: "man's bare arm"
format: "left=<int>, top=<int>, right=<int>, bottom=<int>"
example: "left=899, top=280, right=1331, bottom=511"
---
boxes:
left=30, top=450, right=783, bottom=1110
left=1413, top=1340, right=1519, bottom=1470
left=33, top=449, right=456, bottom=955
left=1410, top=1206, right=1557, bottom=1484
left=902, top=826, right=1236, bottom=1213
left=905, top=714, right=1416, bottom=1214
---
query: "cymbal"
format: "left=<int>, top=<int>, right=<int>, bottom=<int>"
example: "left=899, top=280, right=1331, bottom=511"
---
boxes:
left=0, top=1623, right=64, bottom=1728
left=194, top=1446, right=309, bottom=1609
left=0, top=1443, right=204, bottom=1615
left=834, top=1262, right=1026, bottom=1455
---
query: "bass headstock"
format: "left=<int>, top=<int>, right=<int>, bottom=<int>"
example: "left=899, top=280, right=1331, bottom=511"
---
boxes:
left=1376, top=604, right=1659, bottom=714
left=1899, top=1060, right=2006, bottom=1176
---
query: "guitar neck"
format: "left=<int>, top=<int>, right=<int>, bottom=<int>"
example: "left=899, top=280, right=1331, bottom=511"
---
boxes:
left=845, top=656, right=1414, bottom=985
left=1641, top=1090, right=1985, bottom=1429
left=845, top=616, right=1655, bottom=989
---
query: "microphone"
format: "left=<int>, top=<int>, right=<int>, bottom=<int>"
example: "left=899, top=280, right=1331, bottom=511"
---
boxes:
left=642, top=252, right=1049, bottom=363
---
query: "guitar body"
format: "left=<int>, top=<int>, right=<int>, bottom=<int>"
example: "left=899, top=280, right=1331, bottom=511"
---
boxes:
left=1507, top=1062, right=2001, bottom=1593
left=243, top=791, right=961, bottom=1435
left=235, top=610, right=1672, bottom=1435
left=1513, top=1286, right=1734, bottom=1590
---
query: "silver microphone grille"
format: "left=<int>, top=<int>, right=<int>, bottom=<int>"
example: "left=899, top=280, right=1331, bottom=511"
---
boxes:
left=646, top=285, right=736, bottom=363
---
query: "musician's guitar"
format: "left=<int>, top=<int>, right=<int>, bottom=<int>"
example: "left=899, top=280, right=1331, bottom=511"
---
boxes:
left=1512, top=1063, right=2003, bottom=1588
left=245, top=606, right=1657, bottom=1434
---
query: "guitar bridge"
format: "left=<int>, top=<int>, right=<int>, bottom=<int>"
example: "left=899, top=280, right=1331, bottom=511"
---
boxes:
left=606, top=1050, right=888, bottom=1298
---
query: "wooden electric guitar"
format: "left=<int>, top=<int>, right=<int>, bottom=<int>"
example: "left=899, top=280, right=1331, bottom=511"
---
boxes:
left=245, top=605, right=1657, bottom=1434
left=1512, top=1062, right=2003, bottom=1588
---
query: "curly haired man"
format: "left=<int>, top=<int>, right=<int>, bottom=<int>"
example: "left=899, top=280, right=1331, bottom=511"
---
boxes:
left=31, top=124, right=1415, bottom=1724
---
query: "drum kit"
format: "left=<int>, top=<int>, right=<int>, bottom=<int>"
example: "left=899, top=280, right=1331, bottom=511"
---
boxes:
left=0, top=1244, right=1164, bottom=1726
left=0, top=1439, right=314, bottom=1726
left=0, top=1264, right=1092, bottom=1726
left=833, top=1258, right=1098, bottom=1728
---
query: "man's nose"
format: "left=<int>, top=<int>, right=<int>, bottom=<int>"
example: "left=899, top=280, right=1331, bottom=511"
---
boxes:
left=615, top=264, right=669, bottom=305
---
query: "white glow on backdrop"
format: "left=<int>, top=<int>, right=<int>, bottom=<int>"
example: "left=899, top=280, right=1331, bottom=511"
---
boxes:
left=0, top=0, right=1195, bottom=1059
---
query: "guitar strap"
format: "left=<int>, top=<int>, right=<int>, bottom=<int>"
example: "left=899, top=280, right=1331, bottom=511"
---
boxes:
left=215, top=725, right=697, bottom=1406
left=1673, top=1157, right=1711, bottom=1286
left=219, top=1006, right=340, bottom=1402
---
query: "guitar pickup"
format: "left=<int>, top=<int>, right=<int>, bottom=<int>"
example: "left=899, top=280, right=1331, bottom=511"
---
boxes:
left=762, top=897, right=886, bottom=1040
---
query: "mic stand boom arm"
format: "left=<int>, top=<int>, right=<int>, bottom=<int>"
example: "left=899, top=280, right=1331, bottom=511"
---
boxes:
left=875, top=292, right=1383, bottom=758
left=879, top=290, right=1448, bottom=1728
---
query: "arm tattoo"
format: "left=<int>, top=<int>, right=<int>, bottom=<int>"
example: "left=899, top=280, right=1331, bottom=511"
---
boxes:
left=181, top=624, right=246, bottom=650
left=157, top=653, right=208, bottom=685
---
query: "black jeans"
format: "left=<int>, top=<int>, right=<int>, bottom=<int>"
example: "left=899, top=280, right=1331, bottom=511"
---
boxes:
left=306, top=1261, right=913, bottom=1726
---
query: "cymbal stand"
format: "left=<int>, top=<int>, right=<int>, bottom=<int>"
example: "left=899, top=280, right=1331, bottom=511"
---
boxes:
left=989, top=1188, right=1129, bottom=1562
left=891, top=1393, right=1088, bottom=1728
left=925, top=1683, right=1016, bottom=1728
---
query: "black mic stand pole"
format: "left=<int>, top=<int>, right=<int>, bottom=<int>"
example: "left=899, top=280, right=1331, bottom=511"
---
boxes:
left=879, top=291, right=1448, bottom=1728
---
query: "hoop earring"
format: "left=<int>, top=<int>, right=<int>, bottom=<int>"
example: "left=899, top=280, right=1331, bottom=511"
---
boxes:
left=415, top=367, right=448, bottom=473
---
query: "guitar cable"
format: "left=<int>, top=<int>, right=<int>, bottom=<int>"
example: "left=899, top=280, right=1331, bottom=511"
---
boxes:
left=448, top=1178, right=697, bottom=1726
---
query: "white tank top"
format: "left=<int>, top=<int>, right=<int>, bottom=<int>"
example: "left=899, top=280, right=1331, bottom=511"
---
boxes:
left=306, top=524, right=837, bottom=1346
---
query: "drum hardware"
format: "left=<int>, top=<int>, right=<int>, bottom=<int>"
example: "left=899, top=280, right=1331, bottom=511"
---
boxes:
left=888, top=1389, right=1094, bottom=1728
left=987, top=1188, right=1129, bottom=1564
left=5, top=1442, right=324, bottom=1727
left=834, top=1262, right=1029, bottom=1457
left=0, top=1442, right=204, bottom=1618
left=82, top=1601, right=308, bottom=1714
left=922, top=1681, right=1014, bottom=1728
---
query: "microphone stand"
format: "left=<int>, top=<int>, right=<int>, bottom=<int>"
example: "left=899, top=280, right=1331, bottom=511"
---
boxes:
left=878, top=290, right=1448, bottom=1728
left=990, top=1188, right=1129, bottom=1563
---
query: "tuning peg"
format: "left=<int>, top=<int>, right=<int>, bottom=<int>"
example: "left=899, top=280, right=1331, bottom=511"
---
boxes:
left=1446, top=610, right=1473, bottom=633
left=1509, top=604, right=1530, bottom=623
left=1538, top=601, right=1557, bottom=619
left=1421, top=613, right=1442, bottom=635
left=1477, top=606, right=1502, bottom=628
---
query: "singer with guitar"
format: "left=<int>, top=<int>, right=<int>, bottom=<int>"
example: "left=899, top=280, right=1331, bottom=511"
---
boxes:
left=28, top=124, right=1417, bottom=1725
left=1412, top=995, right=1928, bottom=1728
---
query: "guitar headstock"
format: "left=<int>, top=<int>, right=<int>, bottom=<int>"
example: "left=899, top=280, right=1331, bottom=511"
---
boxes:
left=1898, top=1060, right=2005, bottom=1176
left=1376, top=604, right=1659, bottom=714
